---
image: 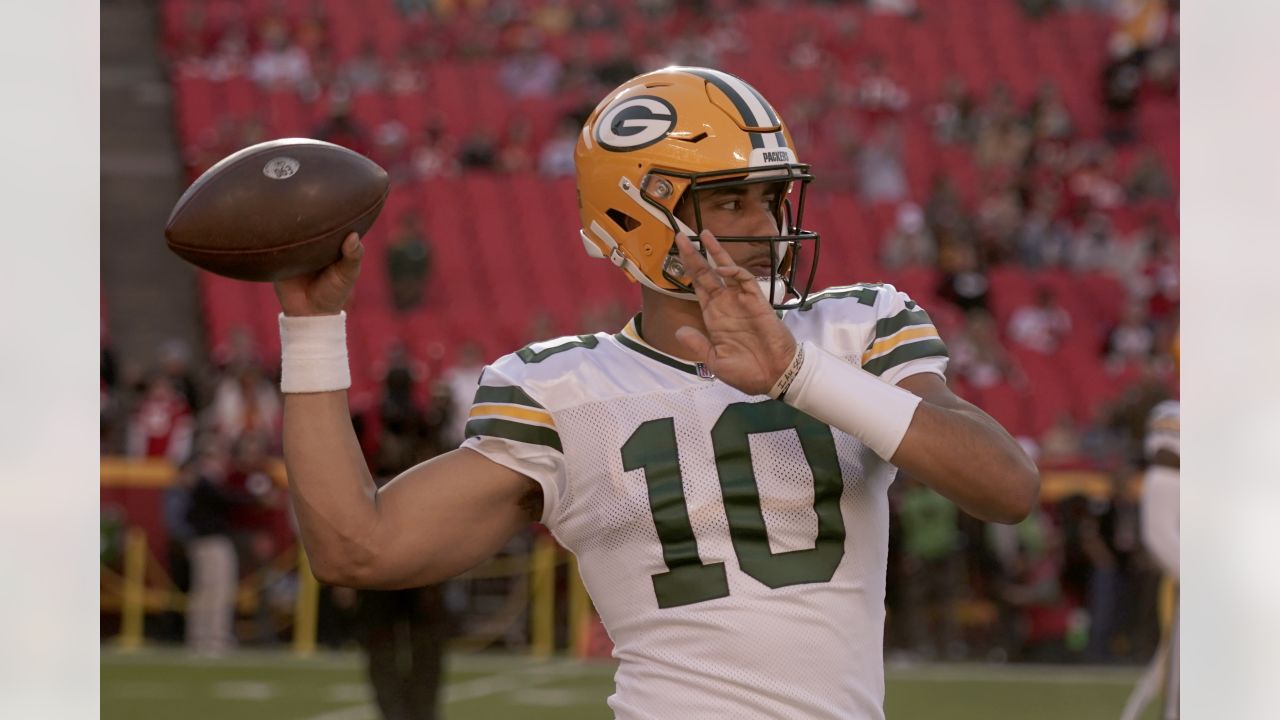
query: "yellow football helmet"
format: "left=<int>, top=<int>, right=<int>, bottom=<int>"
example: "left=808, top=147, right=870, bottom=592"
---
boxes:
left=574, top=66, right=820, bottom=308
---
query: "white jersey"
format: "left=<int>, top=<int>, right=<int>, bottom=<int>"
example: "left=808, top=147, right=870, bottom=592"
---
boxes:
left=1142, top=400, right=1179, bottom=577
left=461, top=283, right=948, bottom=719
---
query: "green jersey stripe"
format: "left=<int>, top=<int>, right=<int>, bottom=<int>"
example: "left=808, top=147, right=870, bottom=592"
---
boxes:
left=465, top=417, right=563, bottom=452
left=472, top=384, right=547, bottom=409
left=861, top=338, right=949, bottom=377
left=870, top=307, right=935, bottom=344
left=615, top=333, right=699, bottom=376
left=800, top=284, right=882, bottom=311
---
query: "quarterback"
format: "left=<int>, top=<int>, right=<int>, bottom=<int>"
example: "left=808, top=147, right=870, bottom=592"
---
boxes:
left=274, top=67, right=1039, bottom=719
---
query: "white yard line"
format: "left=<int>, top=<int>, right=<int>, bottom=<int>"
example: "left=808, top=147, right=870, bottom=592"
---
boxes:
left=886, top=663, right=1143, bottom=686
left=211, top=681, right=276, bottom=700
left=299, top=659, right=602, bottom=720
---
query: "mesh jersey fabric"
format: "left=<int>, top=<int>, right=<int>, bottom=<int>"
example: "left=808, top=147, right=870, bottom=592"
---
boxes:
left=461, top=283, right=948, bottom=719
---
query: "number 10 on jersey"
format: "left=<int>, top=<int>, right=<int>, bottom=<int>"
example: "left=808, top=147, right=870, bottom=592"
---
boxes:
left=621, top=400, right=848, bottom=609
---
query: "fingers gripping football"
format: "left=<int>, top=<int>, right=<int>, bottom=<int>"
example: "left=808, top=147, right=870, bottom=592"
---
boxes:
left=273, top=233, right=365, bottom=317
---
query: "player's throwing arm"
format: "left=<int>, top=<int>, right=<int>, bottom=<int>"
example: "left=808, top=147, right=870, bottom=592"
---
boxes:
left=273, top=234, right=544, bottom=589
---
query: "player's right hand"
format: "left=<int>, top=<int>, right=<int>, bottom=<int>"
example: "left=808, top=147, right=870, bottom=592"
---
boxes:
left=273, top=232, right=364, bottom=316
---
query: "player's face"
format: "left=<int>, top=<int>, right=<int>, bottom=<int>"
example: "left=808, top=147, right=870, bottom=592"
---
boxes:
left=677, top=181, right=785, bottom=276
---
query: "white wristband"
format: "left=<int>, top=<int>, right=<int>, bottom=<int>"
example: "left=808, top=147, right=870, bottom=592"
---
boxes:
left=279, top=312, right=351, bottom=394
left=781, top=341, right=922, bottom=460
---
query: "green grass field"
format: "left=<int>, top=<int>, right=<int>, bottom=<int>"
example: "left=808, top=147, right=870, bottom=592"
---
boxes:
left=102, top=648, right=1161, bottom=719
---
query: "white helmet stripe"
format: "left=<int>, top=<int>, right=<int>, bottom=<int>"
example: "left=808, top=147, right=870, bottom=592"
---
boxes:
left=682, top=67, right=787, bottom=151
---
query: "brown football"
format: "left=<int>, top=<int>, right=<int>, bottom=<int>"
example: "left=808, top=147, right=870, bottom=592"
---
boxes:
left=165, top=138, right=389, bottom=282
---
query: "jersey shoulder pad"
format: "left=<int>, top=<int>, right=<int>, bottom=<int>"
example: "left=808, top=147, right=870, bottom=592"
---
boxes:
left=791, top=282, right=949, bottom=380
left=478, top=333, right=610, bottom=412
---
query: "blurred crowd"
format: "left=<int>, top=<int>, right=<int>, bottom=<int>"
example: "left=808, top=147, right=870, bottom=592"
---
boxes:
left=102, top=0, right=1178, bottom=664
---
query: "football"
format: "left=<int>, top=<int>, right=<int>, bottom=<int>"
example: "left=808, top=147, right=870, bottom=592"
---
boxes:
left=164, top=138, right=389, bottom=282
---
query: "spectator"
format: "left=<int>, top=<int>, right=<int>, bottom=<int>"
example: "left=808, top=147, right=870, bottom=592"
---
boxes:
left=1067, top=212, right=1118, bottom=272
left=182, top=444, right=242, bottom=657
left=294, top=3, right=327, bottom=56
left=223, top=432, right=290, bottom=644
left=208, top=363, right=281, bottom=445
left=314, top=102, right=372, bottom=156
left=439, top=343, right=486, bottom=449
left=387, top=47, right=426, bottom=95
left=924, top=174, right=969, bottom=237
left=855, top=57, right=910, bottom=118
left=1105, top=302, right=1156, bottom=368
left=298, top=46, right=337, bottom=103
left=855, top=122, right=908, bottom=204
left=975, top=183, right=1024, bottom=265
left=1008, top=287, right=1073, bottom=354
left=1040, top=414, right=1084, bottom=465
left=976, top=112, right=1032, bottom=173
left=788, top=27, right=825, bottom=71
left=386, top=213, right=434, bottom=312
left=1014, top=188, right=1072, bottom=268
left=393, top=0, right=433, bottom=19
left=594, top=42, right=641, bottom=89
left=101, top=321, right=120, bottom=451
left=869, top=0, right=921, bottom=17
left=160, top=445, right=197, bottom=642
left=340, top=42, right=386, bottom=95
left=373, top=119, right=415, bottom=184
left=1144, top=32, right=1179, bottom=95
left=881, top=202, right=936, bottom=269
left=576, top=1, right=621, bottom=31
left=532, top=0, right=574, bottom=35
left=1028, top=83, right=1074, bottom=141
left=1112, top=0, right=1171, bottom=55
left=499, top=36, right=562, bottom=98
left=358, top=398, right=453, bottom=720
left=1142, top=236, right=1179, bottom=323
left=1066, top=146, right=1125, bottom=213
left=1018, top=0, right=1059, bottom=20
left=412, top=123, right=459, bottom=180
left=126, top=374, right=195, bottom=465
left=537, top=118, right=579, bottom=178
left=948, top=310, right=1017, bottom=389
left=936, top=242, right=991, bottom=314
left=930, top=77, right=977, bottom=145
left=897, top=479, right=963, bottom=659
left=557, top=41, right=599, bottom=96
left=999, top=515, right=1072, bottom=662
left=1125, top=150, right=1173, bottom=201
left=202, top=24, right=252, bottom=82
left=249, top=24, right=312, bottom=90
left=376, top=342, right=428, bottom=475
left=157, top=338, right=201, bottom=412
left=458, top=131, right=498, bottom=170
left=496, top=117, right=535, bottom=174
left=1101, top=42, right=1144, bottom=145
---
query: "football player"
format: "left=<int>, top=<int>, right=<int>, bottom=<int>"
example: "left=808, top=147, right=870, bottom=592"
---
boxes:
left=273, top=67, right=1039, bottom=719
left=1122, top=348, right=1179, bottom=720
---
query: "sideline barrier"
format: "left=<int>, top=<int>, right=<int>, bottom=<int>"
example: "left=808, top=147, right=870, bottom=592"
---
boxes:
left=102, top=457, right=1125, bottom=656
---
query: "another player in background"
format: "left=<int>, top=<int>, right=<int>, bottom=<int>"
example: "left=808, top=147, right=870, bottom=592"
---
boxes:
left=1121, top=337, right=1179, bottom=720
left=272, top=67, right=1039, bottom=719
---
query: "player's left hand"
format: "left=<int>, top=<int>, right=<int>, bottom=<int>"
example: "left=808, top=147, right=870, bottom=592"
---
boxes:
left=673, top=230, right=798, bottom=396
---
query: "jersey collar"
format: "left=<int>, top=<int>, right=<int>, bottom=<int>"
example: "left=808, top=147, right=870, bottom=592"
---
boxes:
left=615, top=315, right=715, bottom=379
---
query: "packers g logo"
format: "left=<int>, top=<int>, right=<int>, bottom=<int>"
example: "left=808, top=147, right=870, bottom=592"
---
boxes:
left=595, top=96, right=677, bottom=152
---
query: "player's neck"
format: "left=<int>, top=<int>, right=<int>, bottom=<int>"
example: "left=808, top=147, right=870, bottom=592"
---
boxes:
left=637, top=289, right=706, bottom=363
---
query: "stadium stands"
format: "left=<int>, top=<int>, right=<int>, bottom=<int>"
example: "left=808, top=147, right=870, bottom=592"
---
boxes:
left=160, top=0, right=1177, bottom=450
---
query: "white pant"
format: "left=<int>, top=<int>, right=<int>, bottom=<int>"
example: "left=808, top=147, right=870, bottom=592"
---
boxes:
left=186, top=535, right=238, bottom=654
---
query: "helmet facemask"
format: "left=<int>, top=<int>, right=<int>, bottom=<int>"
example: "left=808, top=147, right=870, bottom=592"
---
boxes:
left=638, top=164, right=821, bottom=310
